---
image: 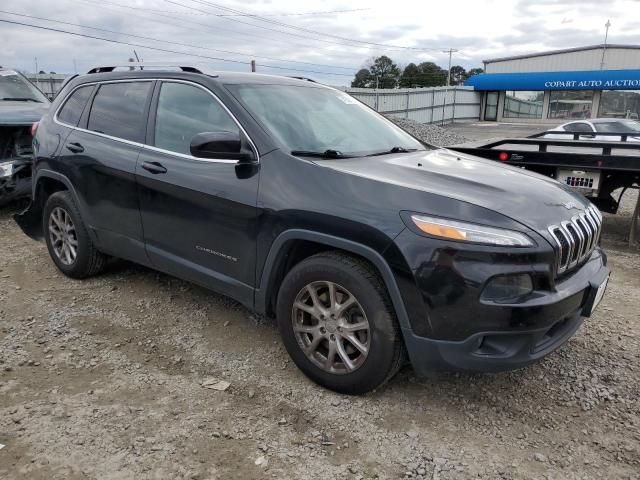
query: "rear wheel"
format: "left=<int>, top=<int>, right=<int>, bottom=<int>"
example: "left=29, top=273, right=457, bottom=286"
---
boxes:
left=276, top=251, right=404, bottom=394
left=43, top=191, right=106, bottom=278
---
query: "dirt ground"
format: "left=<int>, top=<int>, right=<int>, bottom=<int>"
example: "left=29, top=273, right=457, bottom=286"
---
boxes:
left=1, top=190, right=639, bottom=480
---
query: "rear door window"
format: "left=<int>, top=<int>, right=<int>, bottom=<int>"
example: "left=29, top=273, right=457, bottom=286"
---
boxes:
left=563, top=122, right=593, bottom=133
left=88, top=82, right=152, bottom=143
left=153, top=81, right=239, bottom=155
left=57, top=85, right=93, bottom=126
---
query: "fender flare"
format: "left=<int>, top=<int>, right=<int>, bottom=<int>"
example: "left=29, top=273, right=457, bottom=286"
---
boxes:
left=17, top=169, right=95, bottom=241
left=254, top=229, right=411, bottom=331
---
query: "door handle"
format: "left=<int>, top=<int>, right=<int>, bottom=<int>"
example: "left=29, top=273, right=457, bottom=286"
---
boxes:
left=66, top=142, right=84, bottom=153
left=141, top=161, right=168, bottom=174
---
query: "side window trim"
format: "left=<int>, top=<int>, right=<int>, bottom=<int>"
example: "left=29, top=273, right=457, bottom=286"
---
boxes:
left=146, top=79, right=259, bottom=164
left=54, top=78, right=258, bottom=161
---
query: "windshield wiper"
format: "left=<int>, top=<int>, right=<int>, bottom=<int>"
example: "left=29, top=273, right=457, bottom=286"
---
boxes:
left=290, top=149, right=353, bottom=159
left=368, top=146, right=418, bottom=156
left=1, top=97, right=41, bottom=102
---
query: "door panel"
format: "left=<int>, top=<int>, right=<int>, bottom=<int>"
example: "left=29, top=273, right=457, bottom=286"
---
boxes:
left=136, top=149, right=259, bottom=302
left=136, top=81, right=260, bottom=305
left=60, top=130, right=146, bottom=261
left=55, top=80, right=154, bottom=262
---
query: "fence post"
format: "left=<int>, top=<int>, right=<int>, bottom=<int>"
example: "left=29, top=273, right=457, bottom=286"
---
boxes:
left=430, top=89, right=435, bottom=124
left=405, top=90, right=410, bottom=119
left=452, top=87, right=457, bottom=124
left=441, top=88, right=447, bottom=126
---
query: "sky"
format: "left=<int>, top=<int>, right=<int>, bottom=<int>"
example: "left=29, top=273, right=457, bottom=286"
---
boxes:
left=1, top=0, right=639, bottom=85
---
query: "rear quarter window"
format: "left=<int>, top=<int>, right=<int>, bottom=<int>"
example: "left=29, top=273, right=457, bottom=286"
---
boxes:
left=57, top=85, right=94, bottom=126
left=87, top=82, right=152, bottom=143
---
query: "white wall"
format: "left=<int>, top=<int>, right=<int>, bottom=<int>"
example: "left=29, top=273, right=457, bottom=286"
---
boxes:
left=345, top=86, right=482, bottom=125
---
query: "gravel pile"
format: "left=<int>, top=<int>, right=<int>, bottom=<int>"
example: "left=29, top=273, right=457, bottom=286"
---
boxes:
left=387, top=116, right=470, bottom=146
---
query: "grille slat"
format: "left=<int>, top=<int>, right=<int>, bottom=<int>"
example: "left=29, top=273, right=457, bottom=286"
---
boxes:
left=548, top=205, right=602, bottom=275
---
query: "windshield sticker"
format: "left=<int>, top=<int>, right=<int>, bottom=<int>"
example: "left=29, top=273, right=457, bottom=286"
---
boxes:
left=336, top=94, right=359, bottom=105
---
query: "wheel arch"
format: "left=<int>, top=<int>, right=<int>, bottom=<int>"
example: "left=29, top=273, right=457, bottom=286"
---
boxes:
left=255, top=229, right=411, bottom=331
left=14, top=170, right=86, bottom=240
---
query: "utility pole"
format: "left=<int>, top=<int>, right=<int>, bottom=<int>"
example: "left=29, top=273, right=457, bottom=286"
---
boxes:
left=251, top=60, right=256, bottom=72
left=34, top=57, right=38, bottom=74
left=443, top=48, right=458, bottom=86
left=600, top=20, right=611, bottom=70
left=441, top=48, right=459, bottom=125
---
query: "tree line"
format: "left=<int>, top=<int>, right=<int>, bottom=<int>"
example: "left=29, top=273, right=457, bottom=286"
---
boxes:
left=351, top=55, right=483, bottom=89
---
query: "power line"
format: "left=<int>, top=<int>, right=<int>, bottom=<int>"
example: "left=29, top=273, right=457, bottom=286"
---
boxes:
left=72, top=1, right=369, bottom=17
left=72, top=0, right=368, bottom=61
left=0, top=18, right=354, bottom=77
left=220, top=8, right=371, bottom=17
left=189, top=0, right=448, bottom=51
left=166, top=0, right=450, bottom=52
left=0, top=10, right=357, bottom=71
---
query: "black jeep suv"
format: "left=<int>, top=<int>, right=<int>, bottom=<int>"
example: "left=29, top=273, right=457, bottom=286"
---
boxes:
left=16, top=66, right=609, bottom=394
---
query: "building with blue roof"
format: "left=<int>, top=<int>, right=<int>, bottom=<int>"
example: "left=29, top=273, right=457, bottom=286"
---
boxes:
left=464, top=45, right=640, bottom=123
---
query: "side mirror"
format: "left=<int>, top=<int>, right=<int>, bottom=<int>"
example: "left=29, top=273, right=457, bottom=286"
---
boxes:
left=190, top=131, right=256, bottom=162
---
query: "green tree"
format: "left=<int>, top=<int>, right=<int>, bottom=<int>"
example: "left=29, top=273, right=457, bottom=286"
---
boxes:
left=368, top=55, right=401, bottom=89
left=411, top=62, right=448, bottom=87
left=351, top=68, right=372, bottom=88
left=400, top=62, right=445, bottom=88
left=399, top=63, right=420, bottom=88
left=449, top=65, right=467, bottom=85
left=464, top=67, right=484, bottom=80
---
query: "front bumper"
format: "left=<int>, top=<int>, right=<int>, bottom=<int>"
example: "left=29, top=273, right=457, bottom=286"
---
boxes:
left=395, top=240, right=609, bottom=374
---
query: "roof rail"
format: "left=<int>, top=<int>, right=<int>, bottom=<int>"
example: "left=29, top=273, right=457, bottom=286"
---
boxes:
left=87, top=64, right=204, bottom=74
left=289, top=76, right=317, bottom=83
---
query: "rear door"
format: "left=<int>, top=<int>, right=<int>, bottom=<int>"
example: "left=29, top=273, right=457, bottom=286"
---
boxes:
left=58, top=80, right=154, bottom=262
left=136, top=80, right=260, bottom=306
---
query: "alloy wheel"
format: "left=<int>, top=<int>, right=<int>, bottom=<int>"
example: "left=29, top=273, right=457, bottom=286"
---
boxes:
left=292, top=281, right=370, bottom=374
left=48, top=206, right=78, bottom=266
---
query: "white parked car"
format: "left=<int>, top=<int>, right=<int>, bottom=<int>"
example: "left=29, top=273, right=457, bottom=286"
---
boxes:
left=544, top=118, right=640, bottom=142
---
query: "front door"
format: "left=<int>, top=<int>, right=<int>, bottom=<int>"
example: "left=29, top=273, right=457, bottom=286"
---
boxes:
left=136, top=80, right=260, bottom=306
left=484, top=91, right=499, bottom=121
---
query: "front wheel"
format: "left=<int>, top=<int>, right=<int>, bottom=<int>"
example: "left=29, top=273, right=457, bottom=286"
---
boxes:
left=276, top=252, right=404, bottom=394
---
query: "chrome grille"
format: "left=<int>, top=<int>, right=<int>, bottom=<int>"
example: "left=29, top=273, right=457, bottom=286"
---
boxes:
left=548, top=205, right=602, bottom=275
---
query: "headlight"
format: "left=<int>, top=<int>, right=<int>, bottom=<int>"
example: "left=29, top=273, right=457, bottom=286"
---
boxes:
left=409, top=214, right=535, bottom=247
left=0, top=162, right=14, bottom=178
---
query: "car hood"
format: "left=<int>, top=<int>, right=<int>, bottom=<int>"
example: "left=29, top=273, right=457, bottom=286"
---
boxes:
left=0, top=101, right=50, bottom=125
left=317, top=148, right=590, bottom=232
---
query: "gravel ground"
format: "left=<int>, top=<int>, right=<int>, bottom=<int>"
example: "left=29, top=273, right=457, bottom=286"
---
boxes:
left=1, top=190, right=639, bottom=480
left=388, top=117, right=470, bottom=146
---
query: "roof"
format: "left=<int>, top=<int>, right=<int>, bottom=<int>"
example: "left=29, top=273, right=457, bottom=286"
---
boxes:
left=483, top=44, right=640, bottom=64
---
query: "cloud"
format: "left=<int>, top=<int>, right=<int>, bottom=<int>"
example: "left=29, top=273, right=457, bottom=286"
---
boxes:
left=0, top=0, right=637, bottom=85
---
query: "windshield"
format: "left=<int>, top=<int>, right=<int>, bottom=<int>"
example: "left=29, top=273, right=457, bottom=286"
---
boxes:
left=228, top=84, right=427, bottom=156
left=595, top=120, right=640, bottom=134
left=0, top=70, right=49, bottom=103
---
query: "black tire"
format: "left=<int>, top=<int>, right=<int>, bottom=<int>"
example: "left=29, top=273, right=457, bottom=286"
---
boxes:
left=43, top=190, right=106, bottom=279
left=276, top=251, right=404, bottom=395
